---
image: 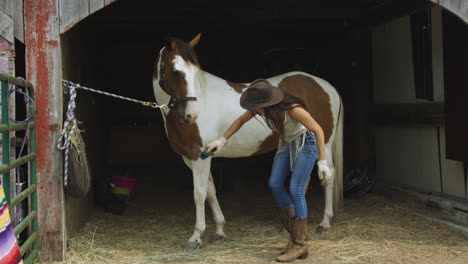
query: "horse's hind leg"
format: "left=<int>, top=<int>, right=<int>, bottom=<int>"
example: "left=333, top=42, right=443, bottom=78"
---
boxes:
left=317, top=147, right=334, bottom=233
left=182, top=156, right=211, bottom=252
left=207, top=172, right=226, bottom=242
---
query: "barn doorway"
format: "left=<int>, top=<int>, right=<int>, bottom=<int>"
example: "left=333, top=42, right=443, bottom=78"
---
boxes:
left=58, top=0, right=468, bottom=263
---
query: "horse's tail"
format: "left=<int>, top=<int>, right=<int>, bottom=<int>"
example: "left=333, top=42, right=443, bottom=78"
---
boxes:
left=332, top=98, right=344, bottom=212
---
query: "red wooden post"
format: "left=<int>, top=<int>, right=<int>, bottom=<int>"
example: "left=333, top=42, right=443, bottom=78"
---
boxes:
left=24, top=0, right=65, bottom=261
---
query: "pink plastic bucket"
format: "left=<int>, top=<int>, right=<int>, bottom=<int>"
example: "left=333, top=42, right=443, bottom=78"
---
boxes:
left=112, top=176, right=138, bottom=200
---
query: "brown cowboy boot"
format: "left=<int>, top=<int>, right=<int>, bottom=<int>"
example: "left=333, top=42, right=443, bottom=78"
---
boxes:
left=279, top=207, right=295, bottom=254
left=276, top=217, right=308, bottom=262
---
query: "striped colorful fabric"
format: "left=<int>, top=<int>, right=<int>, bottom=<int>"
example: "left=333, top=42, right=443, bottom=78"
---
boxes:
left=0, top=183, right=23, bottom=264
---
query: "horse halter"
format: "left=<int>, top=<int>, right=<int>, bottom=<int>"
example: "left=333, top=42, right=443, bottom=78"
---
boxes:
left=159, top=53, right=197, bottom=109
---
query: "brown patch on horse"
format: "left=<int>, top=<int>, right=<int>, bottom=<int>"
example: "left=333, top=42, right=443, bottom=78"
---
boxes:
left=278, top=74, right=334, bottom=143
left=252, top=133, right=279, bottom=156
left=226, top=81, right=247, bottom=94
left=165, top=109, right=202, bottom=160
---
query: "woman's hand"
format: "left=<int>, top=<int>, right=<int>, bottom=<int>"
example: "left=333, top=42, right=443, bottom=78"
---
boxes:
left=317, top=160, right=332, bottom=185
left=204, top=137, right=227, bottom=156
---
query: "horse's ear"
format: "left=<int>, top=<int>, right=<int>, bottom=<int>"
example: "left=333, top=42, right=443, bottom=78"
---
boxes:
left=188, top=33, right=202, bottom=48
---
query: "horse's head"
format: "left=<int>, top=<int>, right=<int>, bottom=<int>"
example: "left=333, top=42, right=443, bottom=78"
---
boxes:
left=153, top=34, right=202, bottom=124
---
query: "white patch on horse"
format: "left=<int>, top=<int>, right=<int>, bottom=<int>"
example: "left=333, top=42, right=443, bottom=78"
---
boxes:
left=173, top=55, right=199, bottom=122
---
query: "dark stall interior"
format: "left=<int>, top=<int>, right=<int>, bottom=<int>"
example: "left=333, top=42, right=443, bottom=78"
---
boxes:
left=60, top=0, right=433, bottom=233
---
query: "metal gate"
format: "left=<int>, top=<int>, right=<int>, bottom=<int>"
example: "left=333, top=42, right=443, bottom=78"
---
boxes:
left=0, top=73, right=38, bottom=264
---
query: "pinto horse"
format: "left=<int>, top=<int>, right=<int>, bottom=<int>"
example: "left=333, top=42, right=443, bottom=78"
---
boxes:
left=152, top=34, right=343, bottom=251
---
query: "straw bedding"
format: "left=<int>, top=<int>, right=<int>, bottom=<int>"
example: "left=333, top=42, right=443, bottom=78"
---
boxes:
left=46, top=191, right=468, bottom=264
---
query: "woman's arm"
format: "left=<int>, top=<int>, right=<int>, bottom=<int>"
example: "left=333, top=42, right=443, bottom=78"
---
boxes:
left=288, top=107, right=326, bottom=161
left=288, top=106, right=332, bottom=183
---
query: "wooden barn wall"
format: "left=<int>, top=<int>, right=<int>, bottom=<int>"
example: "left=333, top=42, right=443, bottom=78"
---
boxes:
left=372, top=6, right=467, bottom=199
left=59, top=0, right=117, bottom=33
left=433, top=0, right=468, bottom=24
left=0, top=0, right=24, bottom=42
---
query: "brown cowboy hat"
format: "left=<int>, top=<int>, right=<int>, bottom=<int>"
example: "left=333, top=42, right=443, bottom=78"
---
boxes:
left=240, top=79, right=284, bottom=110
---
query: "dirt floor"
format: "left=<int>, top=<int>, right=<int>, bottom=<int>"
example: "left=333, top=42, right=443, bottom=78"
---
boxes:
left=48, top=188, right=468, bottom=264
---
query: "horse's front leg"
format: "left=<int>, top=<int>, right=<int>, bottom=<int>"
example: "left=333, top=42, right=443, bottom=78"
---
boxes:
left=207, top=172, right=226, bottom=242
left=182, top=156, right=211, bottom=251
left=317, top=152, right=335, bottom=233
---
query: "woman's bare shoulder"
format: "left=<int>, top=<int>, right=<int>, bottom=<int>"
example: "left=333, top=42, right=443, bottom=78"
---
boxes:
left=288, top=106, right=308, bottom=120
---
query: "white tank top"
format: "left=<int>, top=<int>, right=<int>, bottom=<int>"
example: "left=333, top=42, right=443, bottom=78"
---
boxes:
left=283, top=111, right=307, bottom=143
left=275, top=111, right=309, bottom=170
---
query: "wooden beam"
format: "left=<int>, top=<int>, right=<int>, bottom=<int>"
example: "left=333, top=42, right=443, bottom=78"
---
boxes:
left=89, top=0, right=105, bottom=14
left=24, top=0, right=66, bottom=261
left=0, top=9, right=13, bottom=43
left=436, top=0, right=468, bottom=24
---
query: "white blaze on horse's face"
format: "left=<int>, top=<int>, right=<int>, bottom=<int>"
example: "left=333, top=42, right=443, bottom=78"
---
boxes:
left=173, top=55, right=199, bottom=124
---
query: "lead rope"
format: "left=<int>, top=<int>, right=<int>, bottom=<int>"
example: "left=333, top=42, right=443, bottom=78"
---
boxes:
left=57, top=80, right=168, bottom=186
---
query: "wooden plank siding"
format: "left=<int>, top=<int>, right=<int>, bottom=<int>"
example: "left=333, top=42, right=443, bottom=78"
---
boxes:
left=433, top=0, right=468, bottom=23
left=0, top=0, right=24, bottom=43
left=59, top=0, right=118, bottom=33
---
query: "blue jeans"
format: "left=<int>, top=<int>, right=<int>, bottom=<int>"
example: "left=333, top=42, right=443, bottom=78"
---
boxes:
left=268, top=131, right=318, bottom=218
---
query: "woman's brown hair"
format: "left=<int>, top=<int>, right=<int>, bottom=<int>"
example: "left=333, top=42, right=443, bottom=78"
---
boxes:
left=258, top=92, right=305, bottom=140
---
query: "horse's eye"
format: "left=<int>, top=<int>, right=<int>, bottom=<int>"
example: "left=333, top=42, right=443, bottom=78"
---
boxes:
left=172, top=69, right=179, bottom=74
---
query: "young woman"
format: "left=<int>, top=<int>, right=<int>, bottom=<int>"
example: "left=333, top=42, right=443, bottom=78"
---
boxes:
left=205, top=79, right=331, bottom=262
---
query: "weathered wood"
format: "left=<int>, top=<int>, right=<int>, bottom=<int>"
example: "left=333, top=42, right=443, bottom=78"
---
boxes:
left=89, top=0, right=105, bottom=14
left=59, top=0, right=81, bottom=33
left=0, top=0, right=24, bottom=42
left=437, top=0, right=468, bottom=23
left=79, top=0, right=90, bottom=22
left=24, top=0, right=66, bottom=261
left=0, top=10, right=13, bottom=43
left=60, top=0, right=118, bottom=33
left=12, top=0, right=23, bottom=42
left=0, top=0, right=13, bottom=19
left=104, top=0, right=116, bottom=5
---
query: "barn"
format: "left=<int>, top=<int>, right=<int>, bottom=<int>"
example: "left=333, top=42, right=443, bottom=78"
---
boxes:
left=0, top=0, right=467, bottom=263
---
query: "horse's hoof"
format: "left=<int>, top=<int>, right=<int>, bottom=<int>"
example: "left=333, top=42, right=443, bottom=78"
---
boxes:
left=316, top=225, right=331, bottom=234
left=184, top=241, right=202, bottom=252
left=208, top=233, right=227, bottom=243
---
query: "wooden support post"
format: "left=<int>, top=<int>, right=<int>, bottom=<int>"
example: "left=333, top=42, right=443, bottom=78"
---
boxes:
left=24, top=0, right=65, bottom=261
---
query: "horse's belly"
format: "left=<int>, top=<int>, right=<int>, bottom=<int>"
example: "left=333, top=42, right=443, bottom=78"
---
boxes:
left=216, top=124, right=278, bottom=158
